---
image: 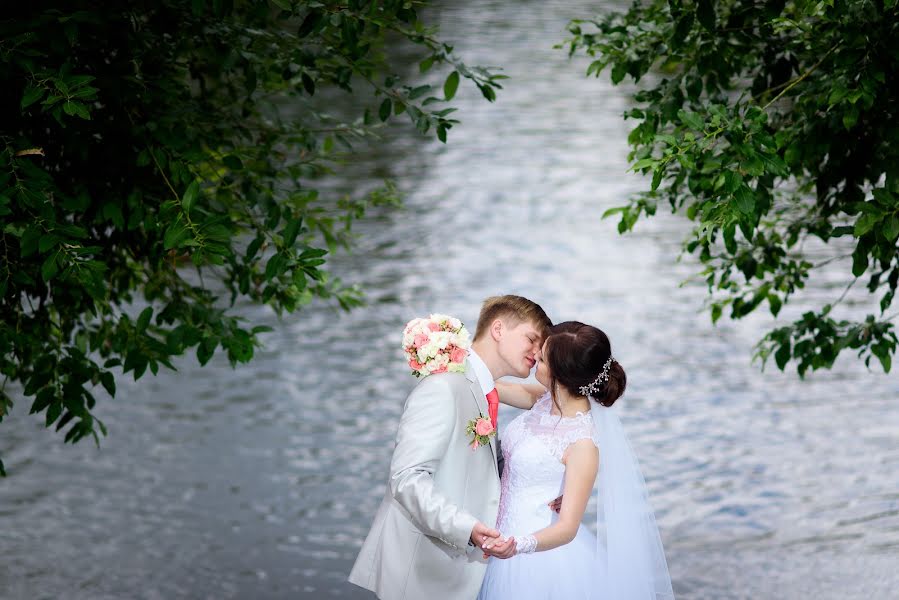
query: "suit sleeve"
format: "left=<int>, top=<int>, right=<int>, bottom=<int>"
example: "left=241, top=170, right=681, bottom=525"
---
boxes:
left=388, top=377, right=479, bottom=550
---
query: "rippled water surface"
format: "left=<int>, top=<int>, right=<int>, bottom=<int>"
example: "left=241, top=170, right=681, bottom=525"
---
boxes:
left=3, top=2, right=899, bottom=599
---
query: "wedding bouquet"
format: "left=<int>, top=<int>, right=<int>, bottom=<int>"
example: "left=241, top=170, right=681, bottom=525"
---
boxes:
left=401, top=314, right=471, bottom=377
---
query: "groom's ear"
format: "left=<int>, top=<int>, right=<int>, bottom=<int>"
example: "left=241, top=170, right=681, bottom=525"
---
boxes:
left=490, top=318, right=503, bottom=342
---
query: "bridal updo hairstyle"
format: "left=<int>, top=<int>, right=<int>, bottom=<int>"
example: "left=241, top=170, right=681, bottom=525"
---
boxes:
left=544, top=321, right=626, bottom=408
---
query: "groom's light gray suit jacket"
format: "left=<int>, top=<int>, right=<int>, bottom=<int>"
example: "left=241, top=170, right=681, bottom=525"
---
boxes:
left=348, top=362, right=501, bottom=600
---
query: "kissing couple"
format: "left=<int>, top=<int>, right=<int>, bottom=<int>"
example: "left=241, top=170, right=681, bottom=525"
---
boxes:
left=349, top=295, right=674, bottom=599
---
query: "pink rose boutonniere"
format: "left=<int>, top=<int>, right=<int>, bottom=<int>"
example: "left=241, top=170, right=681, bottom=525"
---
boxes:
left=401, top=314, right=471, bottom=378
left=466, top=414, right=496, bottom=451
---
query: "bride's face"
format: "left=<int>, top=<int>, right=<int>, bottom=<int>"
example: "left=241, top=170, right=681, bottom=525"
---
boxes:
left=535, top=340, right=551, bottom=387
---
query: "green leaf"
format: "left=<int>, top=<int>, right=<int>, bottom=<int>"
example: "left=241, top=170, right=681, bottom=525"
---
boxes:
left=697, top=0, right=716, bottom=31
left=419, top=56, right=436, bottom=73
left=21, top=86, right=44, bottom=109
left=768, top=294, right=782, bottom=317
left=264, top=253, right=286, bottom=280
left=197, top=337, right=217, bottom=366
left=298, top=247, right=327, bottom=259
left=883, top=215, right=899, bottom=242
left=163, top=223, right=191, bottom=250
left=723, top=224, right=737, bottom=254
left=443, top=71, right=460, bottom=101
left=46, top=401, right=62, bottom=427
left=602, top=206, right=626, bottom=219
left=137, top=306, right=153, bottom=332
left=72, top=103, right=91, bottom=120
left=677, top=109, right=705, bottom=131
left=41, top=251, right=59, bottom=281
left=774, top=339, right=791, bottom=370
left=734, top=185, right=756, bottom=216
left=378, top=98, right=391, bottom=122
left=100, top=372, right=116, bottom=397
left=245, top=236, right=264, bottom=260
left=842, top=108, right=859, bottom=130
left=854, top=213, right=879, bottom=237
left=181, top=180, right=200, bottom=214
left=852, top=246, right=869, bottom=276
left=408, top=85, right=430, bottom=100
left=20, top=226, right=41, bottom=257
left=301, top=73, right=315, bottom=96
left=631, top=158, right=656, bottom=171
left=31, top=388, right=56, bottom=414
left=39, top=234, right=61, bottom=253
left=297, top=11, right=321, bottom=37
left=282, top=217, right=303, bottom=247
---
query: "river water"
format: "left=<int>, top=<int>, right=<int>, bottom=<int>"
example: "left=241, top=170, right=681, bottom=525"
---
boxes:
left=2, top=2, right=898, bottom=599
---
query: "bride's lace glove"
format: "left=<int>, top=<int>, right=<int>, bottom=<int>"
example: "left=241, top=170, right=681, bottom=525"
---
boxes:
left=515, top=534, right=538, bottom=555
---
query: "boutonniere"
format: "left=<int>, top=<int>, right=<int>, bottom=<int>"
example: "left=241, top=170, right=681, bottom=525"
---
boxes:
left=466, top=414, right=495, bottom=451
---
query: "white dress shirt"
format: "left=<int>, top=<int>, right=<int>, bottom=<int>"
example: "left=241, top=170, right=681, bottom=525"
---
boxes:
left=467, top=348, right=495, bottom=396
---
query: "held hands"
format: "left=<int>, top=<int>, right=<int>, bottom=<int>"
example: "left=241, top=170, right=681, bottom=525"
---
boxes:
left=481, top=534, right=517, bottom=559
left=470, top=521, right=517, bottom=559
left=470, top=521, right=501, bottom=549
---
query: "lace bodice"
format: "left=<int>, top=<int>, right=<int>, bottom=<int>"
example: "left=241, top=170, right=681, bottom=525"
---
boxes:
left=496, top=393, right=599, bottom=537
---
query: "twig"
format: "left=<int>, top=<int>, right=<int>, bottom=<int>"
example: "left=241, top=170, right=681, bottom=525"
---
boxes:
left=833, top=276, right=858, bottom=306
left=760, top=42, right=841, bottom=111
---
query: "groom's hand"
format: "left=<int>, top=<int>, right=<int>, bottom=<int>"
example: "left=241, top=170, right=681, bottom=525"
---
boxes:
left=482, top=535, right=517, bottom=559
left=470, top=521, right=501, bottom=549
left=548, top=494, right=563, bottom=513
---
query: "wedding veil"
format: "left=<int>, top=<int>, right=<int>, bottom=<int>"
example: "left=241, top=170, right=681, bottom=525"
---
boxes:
left=590, top=401, right=675, bottom=599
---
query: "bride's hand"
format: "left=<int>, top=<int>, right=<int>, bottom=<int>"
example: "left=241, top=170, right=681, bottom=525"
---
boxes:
left=482, top=535, right=517, bottom=559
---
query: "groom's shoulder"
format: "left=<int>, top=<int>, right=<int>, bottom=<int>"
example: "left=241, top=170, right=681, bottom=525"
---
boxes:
left=411, top=372, right=469, bottom=395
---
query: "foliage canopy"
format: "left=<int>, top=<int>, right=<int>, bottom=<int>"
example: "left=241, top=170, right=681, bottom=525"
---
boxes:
left=566, top=0, right=899, bottom=376
left=0, top=1, right=504, bottom=475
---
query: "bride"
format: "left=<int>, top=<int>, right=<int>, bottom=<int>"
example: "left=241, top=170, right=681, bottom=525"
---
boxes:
left=477, top=321, right=674, bottom=599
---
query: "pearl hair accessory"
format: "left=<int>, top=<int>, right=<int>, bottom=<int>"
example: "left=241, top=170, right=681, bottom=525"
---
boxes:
left=578, top=356, right=615, bottom=397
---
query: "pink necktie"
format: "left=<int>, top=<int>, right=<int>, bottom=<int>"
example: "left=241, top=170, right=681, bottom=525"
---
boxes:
left=486, top=388, right=499, bottom=430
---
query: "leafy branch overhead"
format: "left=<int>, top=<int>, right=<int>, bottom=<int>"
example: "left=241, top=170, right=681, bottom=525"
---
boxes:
left=0, top=1, right=505, bottom=476
left=565, top=0, right=899, bottom=375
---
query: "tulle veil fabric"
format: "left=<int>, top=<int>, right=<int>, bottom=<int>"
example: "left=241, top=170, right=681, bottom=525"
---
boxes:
left=591, top=400, right=675, bottom=599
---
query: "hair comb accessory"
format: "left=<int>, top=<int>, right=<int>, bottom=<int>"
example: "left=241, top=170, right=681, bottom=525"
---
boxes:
left=578, top=355, right=614, bottom=397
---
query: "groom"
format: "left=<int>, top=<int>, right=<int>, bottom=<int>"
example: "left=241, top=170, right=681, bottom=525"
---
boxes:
left=349, top=295, right=552, bottom=600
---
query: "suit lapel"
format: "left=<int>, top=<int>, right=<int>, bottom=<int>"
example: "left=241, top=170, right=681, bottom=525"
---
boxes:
left=464, top=361, right=499, bottom=471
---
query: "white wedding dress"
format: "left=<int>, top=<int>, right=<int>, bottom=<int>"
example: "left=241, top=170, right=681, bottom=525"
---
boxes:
left=477, top=393, right=603, bottom=599
left=477, top=392, right=675, bottom=600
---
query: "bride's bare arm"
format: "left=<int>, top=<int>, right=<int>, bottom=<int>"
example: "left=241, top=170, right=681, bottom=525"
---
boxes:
left=512, top=440, right=599, bottom=553
left=495, top=382, right=545, bottom=410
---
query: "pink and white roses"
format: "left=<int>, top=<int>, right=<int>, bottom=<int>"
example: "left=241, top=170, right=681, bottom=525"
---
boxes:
left=402, top=314, right=471, bottom=378
left=466, top=415, right=496, bottom=451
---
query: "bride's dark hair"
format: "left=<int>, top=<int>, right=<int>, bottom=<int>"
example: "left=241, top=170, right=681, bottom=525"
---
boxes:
left=544, top=321, right=626, bottom=408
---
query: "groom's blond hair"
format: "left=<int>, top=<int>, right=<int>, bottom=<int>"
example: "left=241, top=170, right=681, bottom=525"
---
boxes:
left=473, top=295, right=551, bottom=341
